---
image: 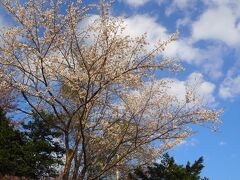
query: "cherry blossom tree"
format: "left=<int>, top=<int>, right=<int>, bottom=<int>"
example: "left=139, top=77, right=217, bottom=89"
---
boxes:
left=0, top=69, right=16, bottom=111
left=0, top=0, right=221, bottom=179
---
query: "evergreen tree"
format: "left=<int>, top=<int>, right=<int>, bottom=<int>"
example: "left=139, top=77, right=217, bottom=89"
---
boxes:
left=0, top=108, right=32, bottom=177
left=22, top=111, right=65, bottom=178
left=129, top=153, right=208, bottom=180
left=0, top=109, right=65, bottom=179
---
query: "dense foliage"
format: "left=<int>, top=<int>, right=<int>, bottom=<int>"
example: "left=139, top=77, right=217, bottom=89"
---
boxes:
left=130, top=153, right=208, bottom=180
left=0, top=109, right=28, bottom=177
left=0, top=109, right=64, bottom=179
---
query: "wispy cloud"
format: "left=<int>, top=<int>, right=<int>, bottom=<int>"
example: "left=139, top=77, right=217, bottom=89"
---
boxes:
left=120, top=0, right=151, bottom=7
left=219, top=76, right=240, bottom=99
left=165, top=0, right=198, bottom=16
left=219, top=141, right=227, bottom=146
left=177, top=138, right=198, bottom=147
left=120, top=0, right=165, bottom=8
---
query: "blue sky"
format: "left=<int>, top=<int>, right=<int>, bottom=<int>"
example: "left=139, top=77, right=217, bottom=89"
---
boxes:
left=108, top=0, right=240, bottom=179
left=0, top=0, right=240, bottom=179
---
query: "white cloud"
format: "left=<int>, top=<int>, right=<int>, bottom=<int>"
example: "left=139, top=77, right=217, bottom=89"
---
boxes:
left=0, top=15, right=8, bottom=30
left=197, top=45, right=224, bottom=79
left=0, top=17, right=4, bottom=27
left=120, top=0, right=165, bottom=8
left=176, top=138, right=198, bottom=147
left=167, top=80, right=186, bottom=102
left=192, top=5, right=240, bottom=46
left=78, top=15, right=98, bottom=31
left=187, top=72, right=216, bottom=105
left=79, top=14, right=168, bottom=46
left=219, top=75, right=240, bottom=99
left=203, top=0, right=240, bottom=8
left=164, top=39, right=201, bottom=64
left=176, top=16, right=193, bottom=28
left=165, top=0, right=197, bottom=16
left=164, top=41, right=224, bottom=79
left=124, top=14, right=168, bottom=43
left=0, top=15, right=9, bottom=45
left=162, top=0, right=237, bottom=80
left=177, top=140, right=187, bottom=146
left=168, top=72, right=216, bottom=105
left=124, top=15, right=201, bottom=63
left=120, top=0, right=151, bottom=7
left=124, top=14, right=225, bottom=79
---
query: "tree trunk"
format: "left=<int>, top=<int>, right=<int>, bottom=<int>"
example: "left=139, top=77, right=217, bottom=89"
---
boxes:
left=62, top=157, right=72, bottom=180
left=72, top=153, right=82, bottom=180
left=78, top=166, right=87, bottom=180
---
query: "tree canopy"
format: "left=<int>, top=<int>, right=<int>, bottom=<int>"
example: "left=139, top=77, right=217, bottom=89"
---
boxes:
left=130, top=153, right=208, bottom=180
